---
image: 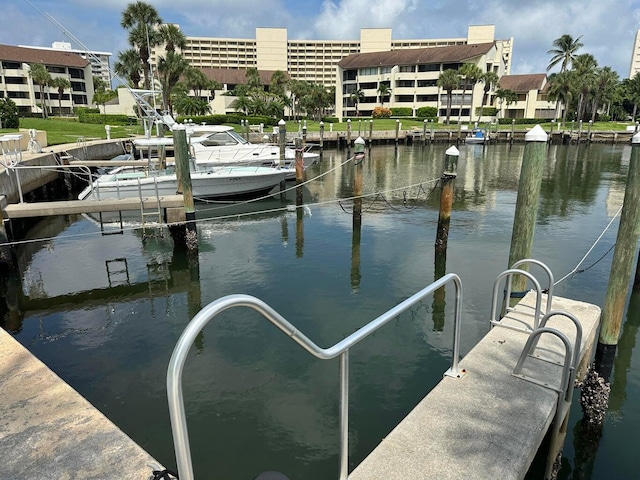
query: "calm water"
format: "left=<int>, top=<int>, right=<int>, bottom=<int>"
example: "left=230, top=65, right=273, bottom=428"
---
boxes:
left=2, top=142, right=639, bottom=479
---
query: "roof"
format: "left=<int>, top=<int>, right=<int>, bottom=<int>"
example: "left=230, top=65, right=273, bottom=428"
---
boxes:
left=337, top=42, right=495, bottom=69
left=0, top=44, right=89, bottom=68
left=200, top=68, right=289, bottom=86
left=498, top=74, right=547, bottom=92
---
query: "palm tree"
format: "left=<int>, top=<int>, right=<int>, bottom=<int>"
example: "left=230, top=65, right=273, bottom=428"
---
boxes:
left=458, top=63, right=483, bottom=123
left=547, top=34, right=583, bottom=72
left=245, top=67, right=262, bottom=90
left=173, top=95, right=211, bottom=116
left=477, top=71, right=499, bottom=121
left=183, top=67, right=220, bottom=100
left=93, top=89, right=118, bottom=114
left=377, top=83, right=391, bottom=107
left=269, top=70, right=289, bottom=100
left=120, top=1, right=163, bottom=89
left=231, top=94, right=251, bottom=115
left=50, top=77, right=70, bottom=115
left=572, top=53, right=598, bottom=121
left=494, top=88, right=519, bottom=119
left=115, top=49, right=142, bottom=88
left=590, top=67, right=619, bottom=122
left=29, top=63, right=51, bottom=119
left=157, top=51, right=190, bottom=112
left=350, top=88, right=365, bottom=116
left=624, top=73, right=640, bottom=121
left=158, top=23, right=186, bottom=53
left=437, top=69, right=460, bottom=125
left=546, top=72, right=574, bottom=122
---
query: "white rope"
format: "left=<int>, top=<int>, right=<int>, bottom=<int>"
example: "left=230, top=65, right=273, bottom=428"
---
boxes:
left=554, top=204, right=623, bottom=285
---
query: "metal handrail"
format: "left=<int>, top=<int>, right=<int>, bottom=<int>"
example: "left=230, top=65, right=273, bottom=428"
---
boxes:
left=490, top=268, right=543, bottom=332
left=167, top=273, right=463, bottom=480
left=532, top=310, right=582, bottom=381
left=510, top=258, right=555, bottom=314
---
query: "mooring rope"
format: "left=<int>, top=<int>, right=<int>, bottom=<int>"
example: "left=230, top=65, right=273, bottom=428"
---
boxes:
left=554, top=204, right=623, bottom=286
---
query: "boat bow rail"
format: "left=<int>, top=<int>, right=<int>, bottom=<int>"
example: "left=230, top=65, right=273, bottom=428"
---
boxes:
left=166, top=273, right=464, bottom=480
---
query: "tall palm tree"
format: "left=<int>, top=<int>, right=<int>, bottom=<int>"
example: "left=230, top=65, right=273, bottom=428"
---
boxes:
left=546, top=72, right=574, bottom=122
left=245, top=67, right=262, bottom=90
left=231, top=94, right=251, bottom=115
left=458, top=63, right=483, bottom=122
left=157, top=52, right=191, bottom=112
left=477, top=71, right=499, bottom=121
left=269, top=70, right=289, bottom=100
left=114, top=49, right=142, bottom=88
left=158, top=23, right=186, bottom=53
left=121, top=1, right=163, bottom=89
left=350, top=88, right=365, bottom=116
left=590, top=67, right=619, bottom=122
left=183, top=67, right=220, bottom=100
left=625, top=73, right=640, bottom=121
left=29, top=63, right=51, bottom=119
left=377, top=83, right=391, bottom=107
left=437, top=69, right=460, bottom=125
left=50, top=77, right=70, bottom=115
left=547, top=34, right=583, bottom=72
left=494, top=88, right=519, bottom=119
left=572, top=53, right=598, bottom=121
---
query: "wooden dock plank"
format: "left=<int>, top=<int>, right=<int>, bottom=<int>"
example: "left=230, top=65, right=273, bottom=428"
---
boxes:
left=3, top=195, right=184, bottom=218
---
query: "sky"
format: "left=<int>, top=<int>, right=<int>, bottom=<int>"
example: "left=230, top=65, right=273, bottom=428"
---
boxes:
left=2, top=0, right=640, bottom=78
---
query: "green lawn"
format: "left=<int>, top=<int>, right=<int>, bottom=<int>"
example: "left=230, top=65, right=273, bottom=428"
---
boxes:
left=1, top=117, right=636, bottom=147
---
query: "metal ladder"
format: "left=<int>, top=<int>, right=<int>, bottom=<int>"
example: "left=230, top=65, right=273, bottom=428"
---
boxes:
left=105, top=258, right=130, bottom=287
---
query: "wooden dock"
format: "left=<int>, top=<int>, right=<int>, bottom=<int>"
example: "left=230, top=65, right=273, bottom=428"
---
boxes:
left=2, top=195, right=184, bottom=219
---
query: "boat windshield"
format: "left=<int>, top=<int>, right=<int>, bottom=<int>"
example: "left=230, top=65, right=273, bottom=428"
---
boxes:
left=200, top=129, right=249, bottom=146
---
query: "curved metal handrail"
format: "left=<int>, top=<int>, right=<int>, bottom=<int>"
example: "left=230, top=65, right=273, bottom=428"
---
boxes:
left=534, top=310, right=582, bottom=386
left=167, top=273, right=463, bottom=480
left=490, top=268, right=543, bottom=332
left=510, top=258, right=555, bottom=314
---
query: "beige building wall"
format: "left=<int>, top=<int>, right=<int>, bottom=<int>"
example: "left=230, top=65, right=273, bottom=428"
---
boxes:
left=255, top=27, right=288, bottom=72
left=360, top=29, right=392, bottom=53
left=630, top=30, right=640, bottom=78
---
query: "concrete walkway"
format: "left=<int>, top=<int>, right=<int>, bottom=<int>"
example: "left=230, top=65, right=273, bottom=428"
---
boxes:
left=0, top=327, right=162, bottom=479
left=350, top=292, right=601, bottom=480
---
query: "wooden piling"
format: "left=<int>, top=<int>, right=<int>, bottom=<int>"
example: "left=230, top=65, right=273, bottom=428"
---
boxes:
left=172, top=125, right=197, bottom=248
left=395, top=119, right=400, bottom=147
left=369, top=119, right=373, bottom=148
left=423, top=120, right=428, bottom=145
left=351, top=138, right=365, bottom=293
left=295, top=137, right=304, bottom=206
left=507, top=125, right=548, bottom=293
left=319, top=121, right=324, bottom=154
left=346, top=119, right=352, bottom=152
left=596, top=131, right=640, bottom=380
left=435, top=145, right=459, bottom=254
left=278, top=119, right=287, bottom=196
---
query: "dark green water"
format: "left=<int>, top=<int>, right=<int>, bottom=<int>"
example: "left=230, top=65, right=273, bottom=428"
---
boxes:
left=2, top=143, right=639, bottom=479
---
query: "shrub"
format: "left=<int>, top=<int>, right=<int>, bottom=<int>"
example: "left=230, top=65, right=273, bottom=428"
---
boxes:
left=0, top=98, right=20, bottom=129
left=475, top=107, right=498, bottom=117
left=390, top=107, right=412, bottom=117
left=416, top=106, right=437, bottom=118
left=372, top=106, right=392, bottom=118
left=321, top=117, right=339, bottom=123
left=79, top=113, right=138, bottom=125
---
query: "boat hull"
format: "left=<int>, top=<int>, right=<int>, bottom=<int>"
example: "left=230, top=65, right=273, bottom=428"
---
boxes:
left=78, top=166, right=288, bottom=201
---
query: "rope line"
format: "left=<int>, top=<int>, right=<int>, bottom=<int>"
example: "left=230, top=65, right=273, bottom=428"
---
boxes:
left=553, top=204, right=623, bottom=285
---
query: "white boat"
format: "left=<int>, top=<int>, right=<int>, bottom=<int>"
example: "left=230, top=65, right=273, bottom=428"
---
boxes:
left=186, top=125, right=319, bottom=170
left=78, top=164, right=288, bottom=201
left=465, top=128, right=487, bottom=144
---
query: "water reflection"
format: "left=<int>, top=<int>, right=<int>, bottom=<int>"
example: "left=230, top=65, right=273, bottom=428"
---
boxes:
left=1, top=143, right=637, bottom=480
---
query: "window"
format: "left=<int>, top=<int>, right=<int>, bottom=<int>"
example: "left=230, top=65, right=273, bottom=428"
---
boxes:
left=359, top=82, right=376, bottom=89
left=418, top=64, right=440, bottom=72
left=380, top=66, right=392, bottom=74
left=417, top=79, right=437, bottom=88
left=47, top=66, right=65, bottom=74
left=399, top=65, right=414, bottom=73
left=442, top=63, right=461, bottom=71
left=358, top=67, right=377, bottom=76
left=69, top=68, right=85, bottom=79
left=395, top=94, right=414, bottom=102
left=417, top=94, right=438, bottom=102
left=343, top=70, right=357, bottom=81
left=396, top=80, right=415, bottom=88
left=2, top=61, right=20, bottom=69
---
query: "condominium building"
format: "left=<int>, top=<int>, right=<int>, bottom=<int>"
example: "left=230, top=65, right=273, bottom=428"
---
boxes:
left=630, top=30, right=640, bottom=78
left=153, top=25, right=512, bottom=88
left=0, top=44, right=94, bottom=116
left=19, top=42, right=112, bottom=86
left=335, top=40, right=511, bottom=120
